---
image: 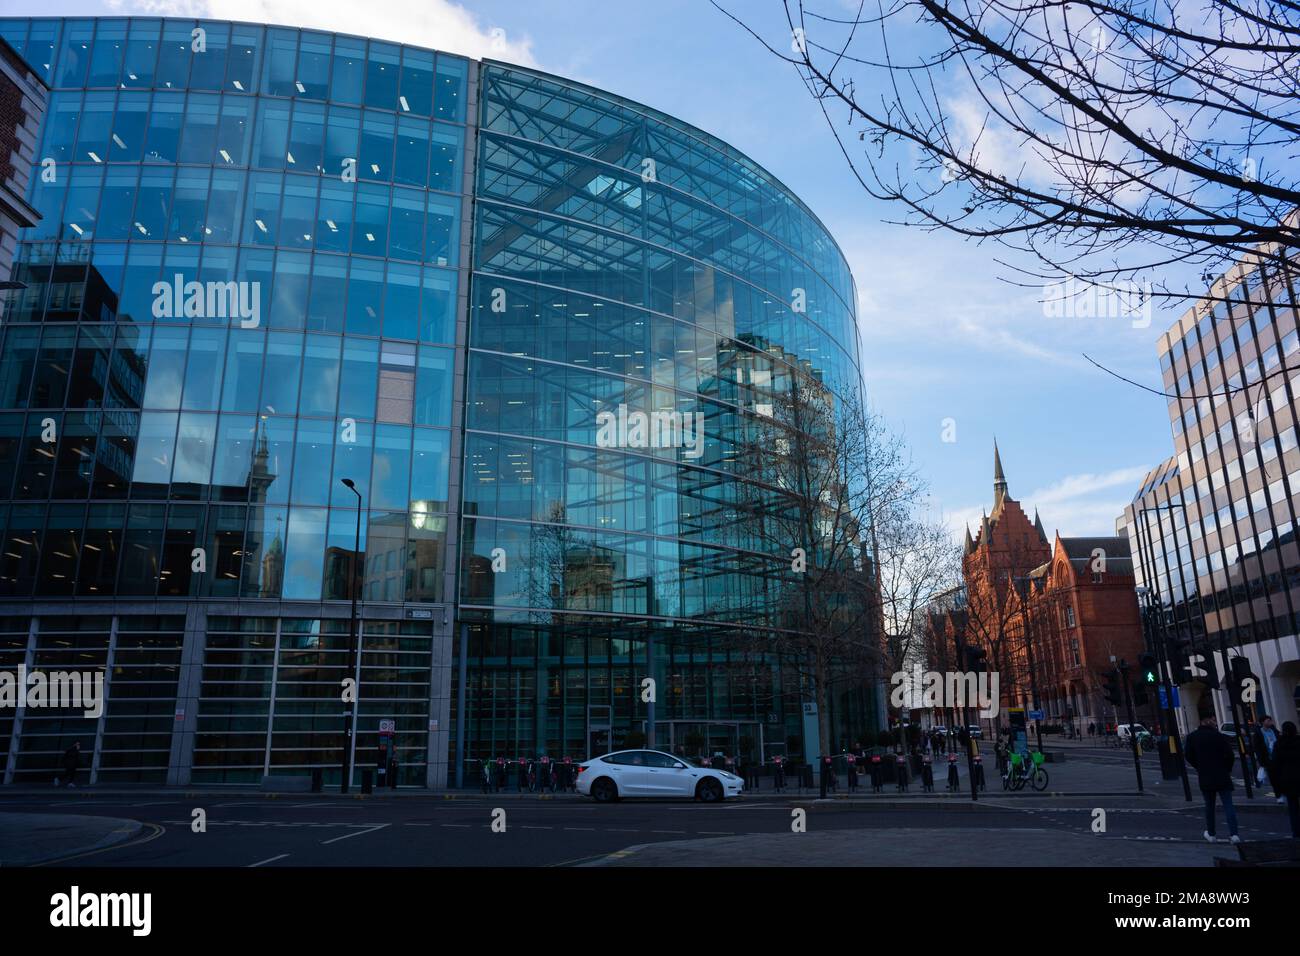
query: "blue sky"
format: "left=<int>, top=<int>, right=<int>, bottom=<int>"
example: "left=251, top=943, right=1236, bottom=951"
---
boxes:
left=11, top=0, right=1181, bottom=539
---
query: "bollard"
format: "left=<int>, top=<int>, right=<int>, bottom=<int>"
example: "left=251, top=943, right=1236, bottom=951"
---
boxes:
left=361, top=769, right=373, bottom=794
left=311, top=768, right=323, bottom=793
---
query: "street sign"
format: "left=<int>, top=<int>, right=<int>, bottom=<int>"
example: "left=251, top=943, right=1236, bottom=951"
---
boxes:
left=1028, top=710, right=1044, bottom=721
left=1157, top=686, right=1181, bottom=708
left=379, top=719, right=396, bottom=734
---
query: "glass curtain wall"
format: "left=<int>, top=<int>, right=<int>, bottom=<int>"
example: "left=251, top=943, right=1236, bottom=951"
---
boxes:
left=456, top=64, right=873, bottom=771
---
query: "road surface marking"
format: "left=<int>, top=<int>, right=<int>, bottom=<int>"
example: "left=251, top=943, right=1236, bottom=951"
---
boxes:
left=249, top=853, right=290, bottom=867
left=321, top=824, right=389, bottom=845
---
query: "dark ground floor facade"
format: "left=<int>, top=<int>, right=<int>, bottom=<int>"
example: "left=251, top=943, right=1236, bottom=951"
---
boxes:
left=0, top=602, right=881, bottom=787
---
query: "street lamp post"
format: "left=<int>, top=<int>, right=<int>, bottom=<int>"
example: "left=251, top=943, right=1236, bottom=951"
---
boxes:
left=340, top=477, right=362, bottom=794
left=1134, top=584, right=1193, bottom=802
left=1011, top=574, right=1045, bottom=754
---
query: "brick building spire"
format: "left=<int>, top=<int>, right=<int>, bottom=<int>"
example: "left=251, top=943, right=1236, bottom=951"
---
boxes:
left=993, top=439, right=1008, bottom=509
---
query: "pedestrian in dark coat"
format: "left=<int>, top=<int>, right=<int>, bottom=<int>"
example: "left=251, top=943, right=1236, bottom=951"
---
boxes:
left=1184, top=715, right=1241, bottom=843
left=1269, top=721, right=1300, bottom=838
left=61, top=741, right=81, bottom=788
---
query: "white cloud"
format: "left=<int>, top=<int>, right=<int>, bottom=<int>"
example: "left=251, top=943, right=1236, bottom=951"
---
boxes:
left=107, top=0, right=538, bottom=65
left=1029, top=466, right=1152, bottom=508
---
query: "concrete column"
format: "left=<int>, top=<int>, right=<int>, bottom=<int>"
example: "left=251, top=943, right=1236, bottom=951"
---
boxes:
left=2, top=618, right=37, bottom=785
left=89, top=616, right=119, bottom=785
left=167, top=603, right=208, bottom=786
left=426, top=612, right=454, bottom=788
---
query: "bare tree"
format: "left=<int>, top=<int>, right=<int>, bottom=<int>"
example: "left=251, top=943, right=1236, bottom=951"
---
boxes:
left=724, top=362, right=954, bottom=758
left=878, top=503, right=964, bottom=681
left=962, top=540, right=1052, bottom=710
left=716, top=0, right=1300, bottom=316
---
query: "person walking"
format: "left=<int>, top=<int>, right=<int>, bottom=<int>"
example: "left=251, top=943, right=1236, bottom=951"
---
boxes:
left=1184, top=714, right=1242, bottom=844
left=61, top=741, right=81, bottom=788
left=1251, top=715, right=1282, bottom=804
left=1269, top=721, right=1300, bottom=838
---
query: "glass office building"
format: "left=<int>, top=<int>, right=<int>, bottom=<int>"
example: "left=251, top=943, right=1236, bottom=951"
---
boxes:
left=0, top=17, right=871, bottom=787
left=1124, top=246, right=1300, bottom=732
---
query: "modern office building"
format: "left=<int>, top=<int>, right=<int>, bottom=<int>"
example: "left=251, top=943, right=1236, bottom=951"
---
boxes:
left=1124, top=240, right=1300, bottom=733
left=0, top=17, right=872, bottom=786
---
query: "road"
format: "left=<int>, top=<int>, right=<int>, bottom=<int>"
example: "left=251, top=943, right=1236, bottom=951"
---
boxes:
left=1, top=788, right=1292, bottom=867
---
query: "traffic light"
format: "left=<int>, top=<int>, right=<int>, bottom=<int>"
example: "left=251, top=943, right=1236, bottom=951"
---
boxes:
left=1102, top=669, right=1123, bottom=707
left=1168, top=638, right=1219, bottom=688
left=1138, top=653, right=1158, bottom=686
left=1228, top=656, right=1258, bottom=706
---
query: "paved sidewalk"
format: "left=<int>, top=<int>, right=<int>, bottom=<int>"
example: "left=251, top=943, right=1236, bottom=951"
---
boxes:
left=0, top=813, right=144, bottom=866
left=582, top=827, right=1239, bottom=867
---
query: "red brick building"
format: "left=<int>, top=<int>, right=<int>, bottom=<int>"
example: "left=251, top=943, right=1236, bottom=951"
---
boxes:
left=961, top=443, right=1051, bottom=712
left=1009, top=534, right=1146, bottom=730
left=960, top=444, right=1145, bottom=731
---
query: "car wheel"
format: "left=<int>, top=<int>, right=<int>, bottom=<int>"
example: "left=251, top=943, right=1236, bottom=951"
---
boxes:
left=591, top=777, right=618, bottom=803
left=696, top=778, right=724, bottom=802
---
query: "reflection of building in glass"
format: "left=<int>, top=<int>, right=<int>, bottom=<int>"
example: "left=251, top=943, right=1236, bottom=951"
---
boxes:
left=0, top=34, right=45, bottom=313
left=0, top=16, right=872, bottom=787
left=1125, top=243, right=1300, bottom=732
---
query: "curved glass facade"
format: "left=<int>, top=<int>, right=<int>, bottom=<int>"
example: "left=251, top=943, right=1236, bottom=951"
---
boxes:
left=0, top=17, right=872, bottom=787
left=455, top=65, right=871, bottom=770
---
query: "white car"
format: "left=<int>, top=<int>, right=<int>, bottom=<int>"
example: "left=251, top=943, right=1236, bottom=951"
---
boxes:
left=576, top=749, right=744, bottom=802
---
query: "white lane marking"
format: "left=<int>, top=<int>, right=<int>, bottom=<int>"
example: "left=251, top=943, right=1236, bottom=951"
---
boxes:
left=128, top=801, right=182, bottom=807
left=249, top=853, right=290, bottom=867
left=439, top=823, right=471, bottom=828
left=521, top=825, right=553, bottom=830
left=321, top=824, right=389, bottom=845
left=562, top=827, right=595, bottom=831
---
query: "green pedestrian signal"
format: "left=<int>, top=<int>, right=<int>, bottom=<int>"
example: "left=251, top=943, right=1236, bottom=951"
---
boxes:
left=1138, top=653, right=1158, bottom=684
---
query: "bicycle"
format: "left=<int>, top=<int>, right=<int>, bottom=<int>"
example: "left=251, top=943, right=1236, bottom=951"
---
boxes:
left=1001, top=751, right=1049, bottom=791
